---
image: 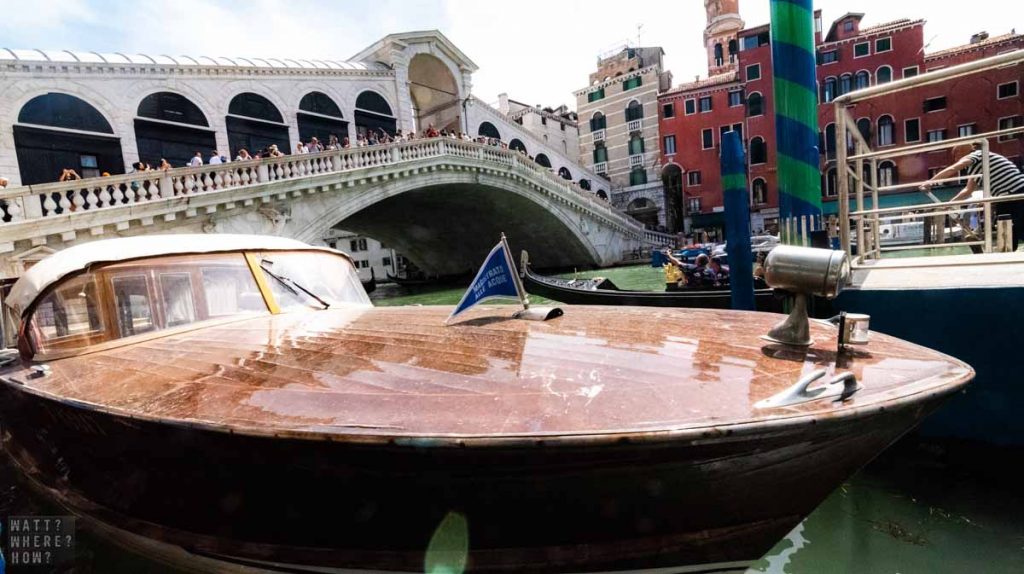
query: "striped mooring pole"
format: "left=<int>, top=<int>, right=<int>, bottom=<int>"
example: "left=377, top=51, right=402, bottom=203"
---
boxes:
left=770, top=0, right=822, bottom=242
left=720, top=130, right=756, bottom=311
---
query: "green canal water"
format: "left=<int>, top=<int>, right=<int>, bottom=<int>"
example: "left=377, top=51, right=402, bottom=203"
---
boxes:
left=1, top=263, right=1020, bottom=572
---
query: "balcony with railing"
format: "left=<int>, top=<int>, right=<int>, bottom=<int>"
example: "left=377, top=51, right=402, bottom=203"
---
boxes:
left=594, top=162, right=608, bottom=176
left=629, top=154, right=644, bottom=169
left=627, top=119, right=643, bottom=133
left=592, top=128, right=606, bottom=143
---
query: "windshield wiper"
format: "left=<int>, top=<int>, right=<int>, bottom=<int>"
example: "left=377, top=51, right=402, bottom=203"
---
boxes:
left=259, top=261, right=331, bottom=309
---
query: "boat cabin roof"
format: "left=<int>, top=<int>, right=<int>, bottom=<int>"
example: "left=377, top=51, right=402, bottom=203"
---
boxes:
left=6, top=234, right=343, bottom=315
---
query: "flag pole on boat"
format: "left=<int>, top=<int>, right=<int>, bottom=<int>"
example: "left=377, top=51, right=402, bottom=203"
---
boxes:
left=445, top=234, right=562, bottom=325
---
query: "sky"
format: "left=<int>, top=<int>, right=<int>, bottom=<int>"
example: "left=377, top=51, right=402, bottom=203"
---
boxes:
left=1, top=0, right=1021, bottom=110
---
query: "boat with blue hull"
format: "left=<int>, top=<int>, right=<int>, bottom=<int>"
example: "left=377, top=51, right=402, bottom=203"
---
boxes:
left=831, top=254, right=1024, bottom=444
left=824, top=48, right=1024, bottom=446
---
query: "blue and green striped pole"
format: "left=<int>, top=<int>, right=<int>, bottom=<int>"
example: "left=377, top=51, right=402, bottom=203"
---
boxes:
left=771, top=0, right=822, bottom=235
left=721, top=130, right=755, bottom=311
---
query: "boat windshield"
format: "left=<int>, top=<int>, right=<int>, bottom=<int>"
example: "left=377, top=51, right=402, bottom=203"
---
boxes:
left=253, top=251, right=368, bottom=311
left=25, top=250, right=370, bottom=357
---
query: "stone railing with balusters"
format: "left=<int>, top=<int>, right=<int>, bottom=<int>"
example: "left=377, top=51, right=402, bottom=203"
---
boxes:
left=0, top=138, right=665, bottom=246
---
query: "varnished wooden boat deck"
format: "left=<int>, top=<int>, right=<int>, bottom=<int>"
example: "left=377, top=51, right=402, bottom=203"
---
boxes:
left=0, top=305, right=971, bottom=442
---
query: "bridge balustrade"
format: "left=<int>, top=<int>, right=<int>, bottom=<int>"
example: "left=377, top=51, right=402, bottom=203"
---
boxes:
left=0, top=138, right=674, bottom=246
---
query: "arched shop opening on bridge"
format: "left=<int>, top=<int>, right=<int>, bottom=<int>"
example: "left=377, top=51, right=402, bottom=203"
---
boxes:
left=135, top=92, right=216, bottom=168
left=477, top=121, right=501, bottom=140
left=508, top=138, right=527, bottom=154
left=14, top=92, right=124, bottom=185
left=226, top=93, right=290, bottom=158
left=534, top=153, right=551, bottom=168
left=354, top=91, right=396, bottom=138
left=626, top=197, right=659, bottom=229
left=579, top=179, right=591, bottom=191
left=661, top=163, right=684, bottom=233
left=558, top=167, right=572, bottom=180
left=297, top=91, right=348, bottom=145
left=408, top=53, right=460, bottom=134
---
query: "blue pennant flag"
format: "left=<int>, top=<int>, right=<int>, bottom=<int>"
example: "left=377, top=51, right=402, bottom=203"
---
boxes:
left=446, top=236, right=526, bottom=324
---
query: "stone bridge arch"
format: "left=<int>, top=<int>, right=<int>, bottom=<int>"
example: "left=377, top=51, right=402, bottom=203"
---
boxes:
left=260, top=169, right=604, bottom=276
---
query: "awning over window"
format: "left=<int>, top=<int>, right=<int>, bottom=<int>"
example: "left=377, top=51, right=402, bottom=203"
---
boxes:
left=821, top=188, right=959, bottom=216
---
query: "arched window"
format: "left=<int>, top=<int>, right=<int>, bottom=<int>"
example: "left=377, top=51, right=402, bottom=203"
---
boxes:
left=824, top=123, right=836, bottom=159
left=878, top=160, right=897, bottom=187
left=747, top=92, right=764, bottom=117
left=299, top=92, right=343, bottom=118
left=138, top=92, right=209, bottom=126
left=355, top=91, right=393, bottom=116
left=579, top=179, right=591, bottom=191
left=477, top=121, right=501, bottom=140
left=825, top=167, right=838, bottom=197
left=535, top=153, right=552, bottom=168
left=15, top=93, right=124, bottom=185
left=714, top=43, right=724, bottom=66
left=625, top=100, right=643, bottom=122
left=590, top=111, right=606, bottom=132
left=597, top=189, right=608, bottom=200
left=354, top=90, right=396, bottom=138
left=509, top=138, right=527, bottom=154
left=822, top=77, right=837, bottom=103
left=297, top=91, right=347, bottom=148
left=558, top=167, right=572, bottom=180
left=752, top=178, right=767, bottom=205
left=877, top=115, right=895, bottom=146
left=728, top=39, right=738, bottom=62
left=136, top=92, right=215, bottom=167
left=750, top=137, right=767, bottom=164
left=855, top=70, right=870, bottom=90
left=19, top=92, right=113, bottom=133
left=226, top=93, right=289, bottom=158
left=839, top=74, right=852, bottom=96
left=877, top=66, right=893, bottom=84
left=229, top=93, right=284, bottom=123
left=628, top=134, right=645, bottom=156
left=857, top=118, right=872, bottom=147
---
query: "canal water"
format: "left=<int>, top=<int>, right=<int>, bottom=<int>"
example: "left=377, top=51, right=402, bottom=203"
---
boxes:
left=1, top=264, right=1021, bottom=572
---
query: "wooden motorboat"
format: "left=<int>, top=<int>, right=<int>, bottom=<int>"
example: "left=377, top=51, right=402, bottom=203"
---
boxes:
left=522, top=251, right=783, bottom=312
left=0, top=235, right=972, bottom=573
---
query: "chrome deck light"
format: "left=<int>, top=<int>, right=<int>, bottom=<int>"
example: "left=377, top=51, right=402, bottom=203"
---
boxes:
left=762, top=246, right=851, bottom=346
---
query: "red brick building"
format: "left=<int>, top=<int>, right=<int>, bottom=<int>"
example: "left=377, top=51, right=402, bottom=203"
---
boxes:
left=658, top=3, right=1023, bottom=236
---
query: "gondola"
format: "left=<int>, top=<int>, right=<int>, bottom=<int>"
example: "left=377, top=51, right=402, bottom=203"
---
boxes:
left=521, top=250, right=783, bottom=312
left=360, top=268, right=376, bottom=294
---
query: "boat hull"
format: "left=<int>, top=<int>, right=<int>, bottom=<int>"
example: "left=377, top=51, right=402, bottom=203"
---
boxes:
left=834, top=285, right=1024, bottom=446
left=0, top=382, right=951, bottom=573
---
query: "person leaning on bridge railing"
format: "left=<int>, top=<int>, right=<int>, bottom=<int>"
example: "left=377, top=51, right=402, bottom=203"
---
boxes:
left=920, top=142, right=1024, bottom=251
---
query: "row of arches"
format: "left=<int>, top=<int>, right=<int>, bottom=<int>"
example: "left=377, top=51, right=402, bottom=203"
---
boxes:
left=13, top=89, right=397, bottom=184
left=821, top=114, right=897, bottom=159
left=823, top=161, right=898, bottom=196
left=822, top=67, right=892, bottom=103
left=477, top=121, right=605, bottom=198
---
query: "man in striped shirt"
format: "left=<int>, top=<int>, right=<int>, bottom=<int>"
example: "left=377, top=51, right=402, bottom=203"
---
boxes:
left=922, top=142, right=1024, bottom=250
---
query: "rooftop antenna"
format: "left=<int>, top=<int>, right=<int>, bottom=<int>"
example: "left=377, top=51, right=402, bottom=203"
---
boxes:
left=918, top=34, right=939, bottom=55
left=637, top=23, right=644, bottom=48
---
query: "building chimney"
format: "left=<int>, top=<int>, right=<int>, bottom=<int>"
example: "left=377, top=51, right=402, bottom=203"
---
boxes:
left=970, top=31, right=989, bottom=44
left=498, top=93, right=510, bottom=114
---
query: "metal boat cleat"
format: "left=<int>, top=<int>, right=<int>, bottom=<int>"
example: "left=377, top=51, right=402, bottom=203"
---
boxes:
left=513, top=306, right=564, bottom=321
left=755, top=368, right=862, bottom=409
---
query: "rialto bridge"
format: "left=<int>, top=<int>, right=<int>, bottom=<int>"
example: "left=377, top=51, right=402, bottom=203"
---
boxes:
left=0, top=31, right=671, bottom=278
